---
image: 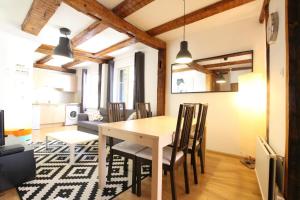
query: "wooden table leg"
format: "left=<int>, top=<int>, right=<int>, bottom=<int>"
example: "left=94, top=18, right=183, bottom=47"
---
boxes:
left=98, top=128, right=107, bottom=189
left=151, top=140, right=162, bottom=200
left=69, top=144, right=75, bottom=164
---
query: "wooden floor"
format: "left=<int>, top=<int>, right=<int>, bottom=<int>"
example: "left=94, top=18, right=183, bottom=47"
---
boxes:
left=0, top=125, right=262, bottom=200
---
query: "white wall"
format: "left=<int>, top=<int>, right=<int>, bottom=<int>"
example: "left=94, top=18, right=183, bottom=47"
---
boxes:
left=113, top=45, right=158, bottom=114
left=0, top=23, right=39, bottom=131
left=166, top=17, right=267, bottom=156
left=268, top=0, right=287, bottom=156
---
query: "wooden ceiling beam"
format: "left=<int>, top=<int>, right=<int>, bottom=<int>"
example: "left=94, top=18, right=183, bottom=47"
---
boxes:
left=259, top=0, right=270, bottom=23
left=147, top=0, right=255, bottom=36
left=203, top=59, right=252, bottom=69
left=71, top=0, right=154, bottom=47
left=188, top=62, right=211, bottom=74
left=71, top=21, right=109, bottom=47
left=112, top=0, right=154, bottom=18
left=212, top=66, right=253, bottom=72
left=63, top=0, right=166, bottom=49
left=94, top=38, right=137, bottom=57
left=22, top=0, right=62, bottom=35
left=36, top=44, right=106, bottom=63
left=62, top=60, right=83, bottom=68
left=36, top=55, right=53, bottom=64
left=34, top=63, right=76, bottom=73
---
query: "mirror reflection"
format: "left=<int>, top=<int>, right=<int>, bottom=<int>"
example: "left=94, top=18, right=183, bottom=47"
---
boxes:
left=171, top=51, right=253, bottom=93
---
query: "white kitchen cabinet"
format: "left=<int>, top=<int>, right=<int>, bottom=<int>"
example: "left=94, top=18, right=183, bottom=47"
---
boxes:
left=40, top=104, right=65, bottom=124
left=33, top=68, right=77, bottom=92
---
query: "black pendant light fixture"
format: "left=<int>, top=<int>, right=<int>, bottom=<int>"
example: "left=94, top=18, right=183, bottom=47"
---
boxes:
left=216, top=72, right=227, bottom=84
left=53, top=27, right=74, bottom=62
left=175, top=0, right=192, bottom=64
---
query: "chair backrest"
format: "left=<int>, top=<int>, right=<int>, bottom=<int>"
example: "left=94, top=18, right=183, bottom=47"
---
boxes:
left=183, top=103, right=201, bottom=119
left=135, top=102, right=152, bottom=119
left=197, top=104, right=208, bottom=142
left=171, top=104, right=195, bottom=166
left=188, top=103, right=203, bottom=150
left=107, top=102, right=126, bottom=122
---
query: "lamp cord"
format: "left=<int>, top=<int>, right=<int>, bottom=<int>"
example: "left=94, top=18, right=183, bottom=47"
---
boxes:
left=183, top=0, right=186, bottom=41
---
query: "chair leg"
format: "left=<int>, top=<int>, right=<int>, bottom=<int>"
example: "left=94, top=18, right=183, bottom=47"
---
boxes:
left=199, top=147, right=205, bottom=174
left=108, top=149, right=114, bottom=181
left=136, top=159, right=142, bottom=197
left=183, top=155, right=190, bottom=194
left=170, top=168, right=177, bottom=200
left=191, top=153, right=198, bottom=184
left=164, top=170, right=167, bottom=175
left=131, top=157, right=136, bottom=194
left=124, top=158, right=129, bottom=173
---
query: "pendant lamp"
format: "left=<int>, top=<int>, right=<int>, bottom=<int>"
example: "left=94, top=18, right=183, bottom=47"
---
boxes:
left=175, top=0, right=192, bottom=64
left=216, top=73, right=227, bottom=84
left=53, top=28, right=74, bottom=63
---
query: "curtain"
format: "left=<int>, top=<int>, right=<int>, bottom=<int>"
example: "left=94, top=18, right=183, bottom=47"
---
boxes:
left=98, top=64, right=102, bottom=109
left=133, top=51, right=145, bottom=108
left=106, top=60, right=114, bottom=106
left=80, top=69, right=88, bottom=113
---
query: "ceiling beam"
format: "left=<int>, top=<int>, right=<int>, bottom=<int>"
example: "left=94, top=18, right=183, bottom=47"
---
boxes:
left=71, top=0, right=154, bottom=47
left=194, top=51, right=253, bottom=62
left=63, top=0, right=166, bottom=49
left=34, top=63, right=76, bottom=73
left=188, top=62, right=211, bottom=74
left=212, top=66, right=253, bottom=72
left=71, top=21, right=109, bottom=47
left=22, top=0, right=62, bottom=35
left=259, top=0, right=270, bottom=23
left=146, top=0, right=255, bottom=36
left=202, top=59, right=252, bottom=69
left=94, top=38, right=137, bottom=57
left=36, top=44, right=106, bottom=63
left=112, top=0, right=154, bottom=18
left=36, top=55, right=53, bottom=64
left=63, top=60, right=83, bottom=68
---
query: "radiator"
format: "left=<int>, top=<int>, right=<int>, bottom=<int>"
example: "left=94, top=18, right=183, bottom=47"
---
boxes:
left=255, top=137, right=277, bottom=200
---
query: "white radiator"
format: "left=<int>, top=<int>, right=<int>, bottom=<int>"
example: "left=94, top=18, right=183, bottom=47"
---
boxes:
left=255, top=137, right=276, bottom=200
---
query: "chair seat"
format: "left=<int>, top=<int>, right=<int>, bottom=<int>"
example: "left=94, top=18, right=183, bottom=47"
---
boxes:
left=188, top=139, right=200, bottom=150
left=136, top=146, right=184, bottom=165
left=112, top=141, right=146, bottom=155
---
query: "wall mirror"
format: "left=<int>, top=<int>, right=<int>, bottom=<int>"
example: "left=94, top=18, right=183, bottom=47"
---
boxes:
left=171, top=50, right=253, bottom=93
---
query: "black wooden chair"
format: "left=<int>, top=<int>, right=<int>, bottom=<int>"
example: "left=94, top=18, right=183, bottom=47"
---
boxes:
left=187, top=103, right=208, bottom=184
left=135, top=102, right=152, bottom=119
left=107, top=102, right=147, bottom=194
left=136, top=104, right=195, bottom=200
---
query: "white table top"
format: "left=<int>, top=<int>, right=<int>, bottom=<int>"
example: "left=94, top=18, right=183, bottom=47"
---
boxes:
left=47, top=130, right=98, bottom=144
left=99, top=116, right=181, bottom=139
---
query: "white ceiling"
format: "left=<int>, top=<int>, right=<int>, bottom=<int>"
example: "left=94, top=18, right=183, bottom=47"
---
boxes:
left=125, top=0, right=220, bottom=31
left=38, top=3, right=96, bottom=46
left=157, top=0, right=262, bottom=41
left=96, top=0, right=123, bottom=9
left=77, top=28, right=129, bottom=53
left=1, top=0, right=263, bottom=68
left=0, top=0, right=33, bottom=26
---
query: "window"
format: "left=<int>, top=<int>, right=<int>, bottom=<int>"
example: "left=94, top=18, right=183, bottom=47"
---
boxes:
left=117, top=67, right=129, bottom=103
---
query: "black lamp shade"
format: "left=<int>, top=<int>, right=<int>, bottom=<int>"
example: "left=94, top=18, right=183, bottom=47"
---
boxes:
left=176, top=41, right=192, bottom=64
left=53, top=37, right=73, bottom=59
left=216, top=73, right=226, bottom=84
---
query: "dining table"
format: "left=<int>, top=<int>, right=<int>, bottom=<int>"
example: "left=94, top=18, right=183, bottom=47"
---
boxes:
left=98, top=115, right=205, bottom=200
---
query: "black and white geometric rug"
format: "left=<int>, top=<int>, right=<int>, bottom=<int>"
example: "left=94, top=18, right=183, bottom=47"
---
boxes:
left=17, top=140, right=150, bottom=200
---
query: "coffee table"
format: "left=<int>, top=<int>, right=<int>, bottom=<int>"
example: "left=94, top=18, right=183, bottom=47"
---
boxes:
left=46, top=130, right=98, bottom=163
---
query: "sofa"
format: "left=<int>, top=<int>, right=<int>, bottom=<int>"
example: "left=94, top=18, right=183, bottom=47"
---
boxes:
left=77, top=108, right=135, bottom=135
left=0, top=136, right=36, bottom=191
